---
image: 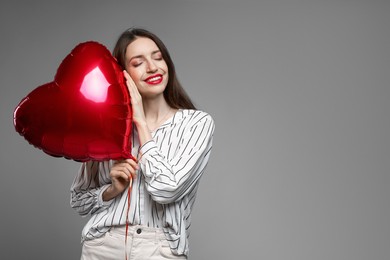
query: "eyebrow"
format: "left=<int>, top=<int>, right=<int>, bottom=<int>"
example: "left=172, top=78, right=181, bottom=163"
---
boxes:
left=129, top=50, right=161, bottom=62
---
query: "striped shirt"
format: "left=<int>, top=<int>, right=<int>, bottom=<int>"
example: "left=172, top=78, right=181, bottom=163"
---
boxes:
left=70, top=109, right=215, bottom=256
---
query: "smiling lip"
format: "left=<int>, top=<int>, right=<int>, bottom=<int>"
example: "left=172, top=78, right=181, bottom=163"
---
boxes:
left=144, top=74, right=163, bottom=85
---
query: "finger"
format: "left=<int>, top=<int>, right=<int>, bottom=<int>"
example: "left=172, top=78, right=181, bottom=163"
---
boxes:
left=126, top=81, right=139, bottom=103
left=117, top=164, right=135, bottom=177
left=125, top=159, right=139, bottom=169
left=112, top=162, right=134, bottom=174
left=124, top=70, right=136, bottom=89
left=122, top=162, right=138, bottom=180
left=123, top=69, right=131, bottom=79
left=124, top=70, right=142, bottom=100
left=111, top=169, right=130, bottom=181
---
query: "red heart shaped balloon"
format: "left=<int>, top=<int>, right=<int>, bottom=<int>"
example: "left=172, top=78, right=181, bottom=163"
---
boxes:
left=14, top=41, right=133, bottom=161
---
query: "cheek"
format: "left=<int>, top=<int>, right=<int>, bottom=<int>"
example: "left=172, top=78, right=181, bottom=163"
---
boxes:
left=164, top=74, right=169, bottom=85
left=127, top=69, right=141, bottom=82
left=161, top=62, right=169, bottom=73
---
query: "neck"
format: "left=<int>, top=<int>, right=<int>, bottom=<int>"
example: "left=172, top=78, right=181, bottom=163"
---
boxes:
left=142, top=95, right=172, bottom=123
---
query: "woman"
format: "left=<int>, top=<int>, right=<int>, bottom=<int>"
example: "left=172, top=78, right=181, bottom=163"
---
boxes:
left=70, top=28, right=215, bottom=259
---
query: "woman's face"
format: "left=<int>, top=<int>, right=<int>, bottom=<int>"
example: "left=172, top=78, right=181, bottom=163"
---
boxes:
left=125, top=37, right=169, bottom=98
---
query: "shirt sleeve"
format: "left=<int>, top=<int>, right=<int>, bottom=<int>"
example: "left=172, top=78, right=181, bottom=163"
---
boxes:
left=70, top=161, right=114, bottom=217
left=138, top=113, right=215, bottom=204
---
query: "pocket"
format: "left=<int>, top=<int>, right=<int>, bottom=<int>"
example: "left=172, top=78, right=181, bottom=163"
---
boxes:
left=82, top=233, right=106, bottom=247
left=159, top=240, right=187, bottom=259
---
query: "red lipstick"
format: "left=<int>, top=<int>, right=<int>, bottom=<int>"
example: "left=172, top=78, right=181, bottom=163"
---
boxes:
left=144, top=74, right=163, bottom=85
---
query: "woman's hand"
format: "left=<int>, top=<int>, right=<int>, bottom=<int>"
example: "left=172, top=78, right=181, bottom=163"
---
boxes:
left=102, top=159, right=139, bottom=201
left=124, top=70, right=147, bottom=127
left=124, top=70, right=153, bottom=146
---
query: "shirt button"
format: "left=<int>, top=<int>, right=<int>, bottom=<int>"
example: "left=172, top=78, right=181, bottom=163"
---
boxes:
left=136, top=228, right=142, bottom=234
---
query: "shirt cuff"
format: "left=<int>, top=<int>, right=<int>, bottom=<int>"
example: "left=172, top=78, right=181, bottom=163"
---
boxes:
left=97, top=184, right=114, bottom=207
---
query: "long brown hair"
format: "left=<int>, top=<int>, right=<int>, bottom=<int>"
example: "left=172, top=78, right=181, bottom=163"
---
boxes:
left=113, top=28, right=196, bottom=110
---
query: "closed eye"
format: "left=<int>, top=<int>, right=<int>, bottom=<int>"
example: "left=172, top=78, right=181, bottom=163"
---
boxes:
left=152, top=51, right=163, bottom=60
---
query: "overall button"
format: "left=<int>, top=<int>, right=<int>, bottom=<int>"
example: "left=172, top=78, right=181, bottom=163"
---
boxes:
left=136, top=228, right=142, bottom=234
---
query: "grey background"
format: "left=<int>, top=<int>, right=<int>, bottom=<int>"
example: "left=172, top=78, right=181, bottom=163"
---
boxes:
left=0, top=0, right=389, bottom=259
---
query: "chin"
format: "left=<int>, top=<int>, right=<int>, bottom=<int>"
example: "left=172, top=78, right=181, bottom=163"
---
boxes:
left=139, top=87, right=166, bottom=99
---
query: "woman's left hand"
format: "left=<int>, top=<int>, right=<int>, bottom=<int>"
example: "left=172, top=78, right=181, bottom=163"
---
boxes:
left=124, top=70, right=147, bottom=127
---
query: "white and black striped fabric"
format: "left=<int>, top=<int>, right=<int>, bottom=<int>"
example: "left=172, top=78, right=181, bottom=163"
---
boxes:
left=70, top=109, right=215, bottom=256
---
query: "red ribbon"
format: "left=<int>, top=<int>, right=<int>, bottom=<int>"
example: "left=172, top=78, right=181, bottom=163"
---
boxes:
left=125, top=176, right=133, bottom=260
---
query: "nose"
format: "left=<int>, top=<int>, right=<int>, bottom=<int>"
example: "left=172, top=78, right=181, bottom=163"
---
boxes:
left=146, top=59, right=158, bottom=73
